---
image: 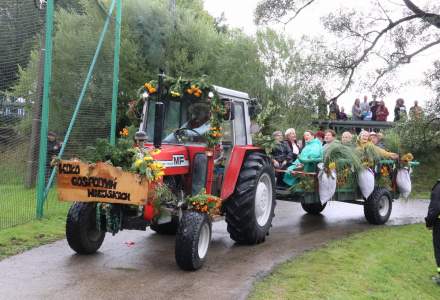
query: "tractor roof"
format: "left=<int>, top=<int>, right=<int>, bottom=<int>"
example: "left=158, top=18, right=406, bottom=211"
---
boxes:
left=213, top=85, right=250, bottom=101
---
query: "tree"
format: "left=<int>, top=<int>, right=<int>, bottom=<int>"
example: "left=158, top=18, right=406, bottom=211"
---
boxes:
left=0, top=1, right=42, bottom=91
left=256, top=28, right=328, bottom=131
left=255, top=0, right=440, bottom=101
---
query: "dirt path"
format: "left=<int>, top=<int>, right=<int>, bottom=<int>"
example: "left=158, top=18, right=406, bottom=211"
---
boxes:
left=0, top=199, right=428, bottom=300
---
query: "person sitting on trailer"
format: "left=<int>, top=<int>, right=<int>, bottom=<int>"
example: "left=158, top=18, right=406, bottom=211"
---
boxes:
left=356, top=130, right=398, bottom=159
left=283, top=130, right=323, bottom=187
left=323, top=129, right=339, bottom=152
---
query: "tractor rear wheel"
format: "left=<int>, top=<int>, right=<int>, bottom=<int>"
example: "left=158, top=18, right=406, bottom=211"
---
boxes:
left=301, top=202, right=327, bottom=215
left=175, top=211, right=211, bottom=271
left=224, top=152, right=276, bottom=245
left=150, top=216, right=179, bottom=235
left=66, top=202, right=105, bottom=254
left=364, top=187, right=392, bottom=225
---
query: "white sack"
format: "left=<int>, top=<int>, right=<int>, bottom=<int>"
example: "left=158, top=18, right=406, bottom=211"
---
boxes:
left=318, top=170, right=337, bottom=205
left=358, top=168, right=375, bottom=198
left=396, top=168, right=412, bottom=199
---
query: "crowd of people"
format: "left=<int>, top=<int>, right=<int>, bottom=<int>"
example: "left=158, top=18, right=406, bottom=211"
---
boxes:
left=320, top=95, right=424, bottom=122
left=271, top=128, right=398, bottom=186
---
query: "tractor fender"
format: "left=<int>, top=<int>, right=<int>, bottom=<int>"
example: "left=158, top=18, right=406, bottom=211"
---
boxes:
left=220, top=146, right=265, bottom=200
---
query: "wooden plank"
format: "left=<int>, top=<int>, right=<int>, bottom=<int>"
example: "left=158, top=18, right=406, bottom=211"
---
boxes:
left=57, top=160, right=150, bottom=205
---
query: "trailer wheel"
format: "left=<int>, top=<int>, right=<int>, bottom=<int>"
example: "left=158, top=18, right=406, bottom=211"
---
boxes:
left=225, top=152, right=276, bottom=245
left=150, top=216, right=179, bottom=235
left=66, top=202, right=105, bottom=254
left=175, top=211, right=211, bottom=271
left=301, top=202, right=327, bottom=215
left=364, top=187, right=392, bottom=225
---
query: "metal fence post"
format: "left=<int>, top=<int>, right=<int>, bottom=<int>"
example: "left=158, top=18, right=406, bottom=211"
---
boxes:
left=36, top=0, right=54, bottom=219
left=110, top=0, right=122, bottom=146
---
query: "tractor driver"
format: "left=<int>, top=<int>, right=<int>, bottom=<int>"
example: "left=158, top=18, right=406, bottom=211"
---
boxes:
left=187, top=102, right=210, bottom=132
left=164, top=102, right=211, bottom=143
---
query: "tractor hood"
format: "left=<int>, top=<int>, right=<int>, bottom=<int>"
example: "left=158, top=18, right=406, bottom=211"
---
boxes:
left=147, top=144, right=190, bottom=175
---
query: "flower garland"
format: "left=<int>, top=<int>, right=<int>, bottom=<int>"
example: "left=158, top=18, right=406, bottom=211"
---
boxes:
left=131, top=149, right=165, bottom=182
left=140, top=75, right=226, bottom=149
left=186, top=189, right=222, bottom=216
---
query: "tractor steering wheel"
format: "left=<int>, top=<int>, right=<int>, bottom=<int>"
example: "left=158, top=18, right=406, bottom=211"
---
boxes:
left=173, top=128, right=202, bottom=143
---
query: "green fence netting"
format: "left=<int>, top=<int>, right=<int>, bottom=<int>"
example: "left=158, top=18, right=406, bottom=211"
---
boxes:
left=0, top=0, right=119, bottom=229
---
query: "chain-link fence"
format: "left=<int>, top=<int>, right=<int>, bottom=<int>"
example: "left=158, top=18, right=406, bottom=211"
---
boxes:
left=0, top=0, right=119, bottom=229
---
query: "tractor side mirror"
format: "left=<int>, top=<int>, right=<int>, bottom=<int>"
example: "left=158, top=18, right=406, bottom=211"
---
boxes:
left=223, top=100, right=235, bottom=121
left=248, top=98, right=261, bottom=119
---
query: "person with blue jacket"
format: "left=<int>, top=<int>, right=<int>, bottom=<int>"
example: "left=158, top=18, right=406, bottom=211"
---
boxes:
left=283, top=130, right=323, bottom=186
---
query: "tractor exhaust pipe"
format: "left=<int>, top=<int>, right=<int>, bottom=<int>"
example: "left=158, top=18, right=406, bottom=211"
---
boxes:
left=153, top=69, right=166, bottom=148
left=153, top=101, right=164, bottom=148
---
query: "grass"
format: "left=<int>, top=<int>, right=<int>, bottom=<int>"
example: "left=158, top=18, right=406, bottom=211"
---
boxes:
left=249, top=224, right=439, bottom=300
left=0, top=214, right=67, bottom=260
left=0, top=184, right=69, bottom=229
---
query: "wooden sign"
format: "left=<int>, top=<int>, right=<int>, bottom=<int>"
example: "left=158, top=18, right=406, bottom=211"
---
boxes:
left=57, top=160, right=150, bottom=205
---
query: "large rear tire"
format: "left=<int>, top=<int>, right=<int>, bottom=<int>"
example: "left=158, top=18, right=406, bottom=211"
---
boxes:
left=66, top=202, right=105, bottom=254
left=224, top=152, right=276, bottom=245
left=301, top=202, right=327, bottom=215
left=364, top=187, right=392, bottom=225
left=175, top=211, right=211, bottom=271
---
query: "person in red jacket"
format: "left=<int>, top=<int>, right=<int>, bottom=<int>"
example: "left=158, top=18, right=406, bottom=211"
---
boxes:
left=375, top=100, right=389, bottom=121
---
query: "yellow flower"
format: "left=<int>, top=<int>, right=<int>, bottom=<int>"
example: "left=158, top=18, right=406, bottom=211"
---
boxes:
left=134, top=159, right=143, bottom=168
left=143, top=156, right=153, bottom=161
left=171, top=91, right=181, bottom=97
left=401, top=153, right=414, bottom=162
left=328, top=162, right=336, bottom=170
left=150, top=162, right=164, bottom=171
left=150, top=149, right=161, bottom=155
left=119, top=127, right=129, bottom=137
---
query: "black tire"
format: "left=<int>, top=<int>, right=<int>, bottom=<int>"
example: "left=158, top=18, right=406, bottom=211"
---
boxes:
left=150, top=216, right=179, bottom=235
left=224, top=152, right=276, bottom=245
left=364, top=187, right=392, bottom=225
left=66, top=202, right=105, bottom=254
left=301, top=202, right=327, bottom=215
left=175, top=211, right=211, bottom=271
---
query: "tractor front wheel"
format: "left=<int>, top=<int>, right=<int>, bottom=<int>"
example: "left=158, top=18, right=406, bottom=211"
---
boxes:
left=175, top=211, right=211, bottom=271
left=225, top=152, right=276, bottom=245
left=66, top=202, right=106, bottom=254
left=364, top=187, right=392, bottom=225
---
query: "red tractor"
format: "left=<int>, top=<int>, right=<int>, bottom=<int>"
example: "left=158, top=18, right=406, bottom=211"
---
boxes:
left=63, top=82, right=275, bottom=270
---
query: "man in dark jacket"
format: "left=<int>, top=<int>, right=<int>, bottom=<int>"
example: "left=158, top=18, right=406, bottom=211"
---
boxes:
left=46, top=131, right=61, bottom=185
left=426, top=180, right=440, bottom=285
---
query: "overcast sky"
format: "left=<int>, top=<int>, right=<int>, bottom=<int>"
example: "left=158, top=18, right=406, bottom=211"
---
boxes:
left=204, top=0, right=437, bottom=117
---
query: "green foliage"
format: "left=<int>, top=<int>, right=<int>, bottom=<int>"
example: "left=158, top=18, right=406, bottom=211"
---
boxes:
left=356, top=143, right=383, bottom=168
left=382, top=128, right=402, bottom=154
left=252, top=99, right=278, bottom=154
left=324, top=142, right=363, bottom=174
left=83, top=138, right=135, bottom=170
left=393, top=117, right=440, bottom=155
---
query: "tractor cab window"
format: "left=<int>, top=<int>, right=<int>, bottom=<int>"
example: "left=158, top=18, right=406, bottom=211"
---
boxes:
left=145, top=99, right=210, bottom=144
left=233, top=102, right=247, bottom=145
